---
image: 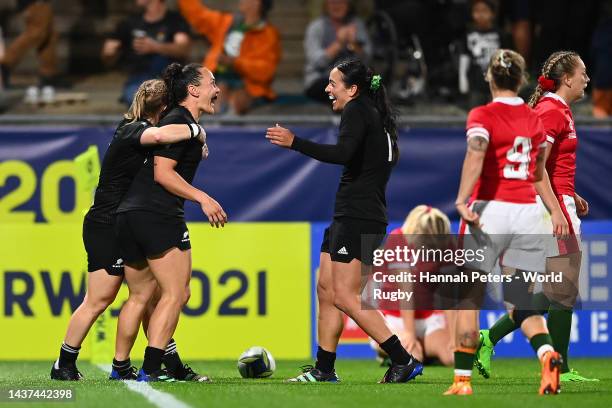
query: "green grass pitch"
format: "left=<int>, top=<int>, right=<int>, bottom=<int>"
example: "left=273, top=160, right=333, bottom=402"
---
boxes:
left=0, top=359, right=610, bottom=408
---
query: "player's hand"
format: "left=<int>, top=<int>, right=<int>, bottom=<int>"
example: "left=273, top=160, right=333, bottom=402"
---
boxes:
left=456, top=203, right=480, bottom=228
left=550, top=209, right=569, bottom=239
left=400, top=333, right=424, bottom=362
left=266, top=124, right=295, bottom=148
left=575, top=193, right=589, bottom=217
left=132, top=37, right=158, bottom=55
left=200, top=195, right=227, bottom=228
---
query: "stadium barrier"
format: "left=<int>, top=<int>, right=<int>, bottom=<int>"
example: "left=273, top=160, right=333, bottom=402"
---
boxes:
left=1, top=126, right=610, bottom=360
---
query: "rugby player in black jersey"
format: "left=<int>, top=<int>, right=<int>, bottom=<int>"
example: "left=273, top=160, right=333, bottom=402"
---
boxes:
left=51, top=79, right=205, bottom=381
left=266, top=59, right=423, bottom=383
left=116, top=63, right=226, bottom=382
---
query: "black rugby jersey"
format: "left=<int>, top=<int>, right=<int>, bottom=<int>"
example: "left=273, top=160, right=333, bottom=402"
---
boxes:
left=291, top=94, right=397, bottom=224
left=85, top=119, right=150, bottom=224
left=117, top=106, right=203, bottom=219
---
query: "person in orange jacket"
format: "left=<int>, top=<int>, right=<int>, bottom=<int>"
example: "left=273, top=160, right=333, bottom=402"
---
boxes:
left=178, top=0, right=281, bottom=114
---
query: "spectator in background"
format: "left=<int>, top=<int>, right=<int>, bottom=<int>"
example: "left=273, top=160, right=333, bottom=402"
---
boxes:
left=591, top=2, right=612, bottom=118
left=458, top=0, right=510, bottom=108
left=102, top=0, right=191, bottom=105
left=498, top=0, right=533, bottom=68
left=177, top=0, right=281, bottom=115
left=530, top=0, right=598, bottom=77
left=304, top=0, right=372, bottom=103
left=0, top=0, right=58, bottom=90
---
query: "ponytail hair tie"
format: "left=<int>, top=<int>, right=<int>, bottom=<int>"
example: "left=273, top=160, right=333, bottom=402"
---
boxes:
left=538, top=75, right=555, bottom=91
left=370, top=74, right=382, bottom=91
left=498, top=51, right=511, bottom=69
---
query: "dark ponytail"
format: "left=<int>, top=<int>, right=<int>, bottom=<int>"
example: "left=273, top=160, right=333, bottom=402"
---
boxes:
left=161, top=62, right=204, bottom=110
left=335, top=58, right=399, bottom=162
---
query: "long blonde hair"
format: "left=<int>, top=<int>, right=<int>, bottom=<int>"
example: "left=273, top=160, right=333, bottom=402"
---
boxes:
left=124, top=79, right=167, bottom=123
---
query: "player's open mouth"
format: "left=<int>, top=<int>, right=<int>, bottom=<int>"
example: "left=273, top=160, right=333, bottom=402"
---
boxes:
left=328, top=94, right=336, bottom=106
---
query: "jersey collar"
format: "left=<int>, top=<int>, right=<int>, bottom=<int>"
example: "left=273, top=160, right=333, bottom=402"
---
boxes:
left=492, top=96, right=524, bottom=106
left=543, top=92, right=569, bottom=107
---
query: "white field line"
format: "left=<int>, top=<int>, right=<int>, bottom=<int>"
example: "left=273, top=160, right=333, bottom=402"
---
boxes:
left=96, top=364, right=193, bottom=408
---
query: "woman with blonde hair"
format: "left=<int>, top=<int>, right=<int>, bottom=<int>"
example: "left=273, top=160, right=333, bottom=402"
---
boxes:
left=476, top=50, right=597, bottom=382
left=51, top=79, right=204, bottom=381
left=372, top=205, right=455, bottom=367
left=449, top=49, right=560, bottom=395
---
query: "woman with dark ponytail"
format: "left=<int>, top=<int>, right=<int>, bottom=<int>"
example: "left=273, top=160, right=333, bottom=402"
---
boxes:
left=116, top=62, right=226, bottom=382
left=51, top=79, right=204, bottom=381
left=266, top=58, right=422, bottom=384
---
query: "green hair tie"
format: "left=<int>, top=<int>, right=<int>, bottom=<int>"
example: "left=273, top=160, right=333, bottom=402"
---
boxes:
left=370, top=75, right=382, bottom=91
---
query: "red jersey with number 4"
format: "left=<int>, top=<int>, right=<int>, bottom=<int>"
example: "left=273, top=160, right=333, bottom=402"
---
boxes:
left=534, top=93, right=577, bottom=196
left=466, top=97, right=546, bottom=204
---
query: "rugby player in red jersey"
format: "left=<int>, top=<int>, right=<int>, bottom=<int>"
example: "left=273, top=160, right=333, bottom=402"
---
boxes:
left=476, top=51, right=598, bottom=383
left=448, top=49, right=561, bottom=395
left=372, top=205, right=454, bottom=367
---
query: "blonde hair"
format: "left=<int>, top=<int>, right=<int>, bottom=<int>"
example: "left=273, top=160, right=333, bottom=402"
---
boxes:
left=401, top=205, right=451, bottom=249
left=486, top=49, right=527, bottom=92
left=401, top=205, right=451, bottom=235
left=528, top=50, right=580, bottom=108
left=124, top=79, right=167, bottom=123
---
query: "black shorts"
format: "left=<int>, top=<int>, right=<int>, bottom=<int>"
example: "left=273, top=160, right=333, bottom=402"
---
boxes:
left=115, top=211, right=191, bottom=263
left=320, top=217, right=387, bottom=265
left=82, top=220, right=124, bottom=276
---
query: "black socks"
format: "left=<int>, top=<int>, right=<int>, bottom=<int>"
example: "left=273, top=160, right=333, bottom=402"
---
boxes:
left=112, top=358, right=132, bottom=376
left=58, top=342, right=80, bottom=368
left=380, top=335, right=412, bottom=365
left=142, top=346, right=165, bottom=375
left=162, top=338, right=185, bottom=375
left=315, top=346, right=337, bottom=374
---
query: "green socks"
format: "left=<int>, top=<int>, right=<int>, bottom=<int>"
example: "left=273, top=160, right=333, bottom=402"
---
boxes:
left=488, top=293, right=552, bottom=345
left=488, top=313, right=518, bottom=345
left=548, top=304, right=572, bottom=373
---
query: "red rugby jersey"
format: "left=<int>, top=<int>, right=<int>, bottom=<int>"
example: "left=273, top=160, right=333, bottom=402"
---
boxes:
left=379, top=228, right=437, bottom=319
left=534, top=92, right=577, bottom=196
left=466, top=97, right=546, bottom=203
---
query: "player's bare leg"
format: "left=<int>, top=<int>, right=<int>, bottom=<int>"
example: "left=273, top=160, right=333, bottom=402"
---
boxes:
left=115, top=263, right=157, bottom=361
left=63, top=270, right=123, bottom=348
left=317, top=253, right=344, bottom=353
left=134, top=247, right=191, bottom=381
left=288, top=253, right=344, bottom=383
left=52, top=270, right=122, bottom=380
left=331, top=259, right=392, bottom=342
left=109, top=262, right=157, bottom=380
left=424, top=327, right=454, bottom=367
left=444, top=309, right=478, bottom=395
left=332, top=259, right=422, bottom=383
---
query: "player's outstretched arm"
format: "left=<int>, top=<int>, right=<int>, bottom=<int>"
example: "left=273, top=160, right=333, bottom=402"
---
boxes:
left=266, top=124, right=361, bottom=165
left=140, top=124, right=204, bottom=145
